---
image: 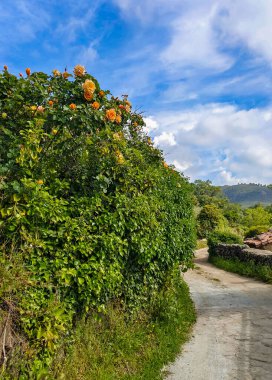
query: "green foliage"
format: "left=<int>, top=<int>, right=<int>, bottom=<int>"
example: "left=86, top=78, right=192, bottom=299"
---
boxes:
left=207, top=230, right=243, bottom=256
left=209, top=256, right=272, bottom=283
left=244, top=225, right=270, bottom=238
left=192, top=180, right=226, bottom=207
left=196, top=204, right=225, bottom=238
left=0, top=66, right=195, bottom=375
left=222, top=202, right=243, bottom=227
left=243, top=205, right=271, bottom=228
left=51, top=271, right=196, bottom=380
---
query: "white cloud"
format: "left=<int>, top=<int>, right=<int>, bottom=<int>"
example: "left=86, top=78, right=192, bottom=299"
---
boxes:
left=143, top=116, right=159, bottom=133
left=149, top=103, right=272, bottom=185
left=160, top=5, right=233, bottom=72
left=154, top=132, right=176, bottom=147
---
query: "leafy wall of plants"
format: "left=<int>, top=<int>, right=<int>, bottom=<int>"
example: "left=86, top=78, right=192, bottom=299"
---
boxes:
left=0, top=65, right=195, bottom=376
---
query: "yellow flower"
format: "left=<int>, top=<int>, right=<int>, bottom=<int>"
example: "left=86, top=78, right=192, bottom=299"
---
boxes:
left=69, top=103, right=77, bottom=110
left=116, top=150, right=125, bottom=164
left=82, top=79, right=96, bottom=94
left=37, top=179, right=44, bottom=185
left=113, top=132, right=123, bottom=140
left=30, top=105, right=37, bottom=112
left=106, top=108, right=116, bottom=122
left=91, top=101, right=100, bottom=109
left=73, top=64, right=86, bottom=77
left=84, top=91, right=93, bottom=101
left=51, top=129, right=58, bottom=135
left=115, top=114, right=122, bottom=124
left=52, top=69, right=61, bottom=77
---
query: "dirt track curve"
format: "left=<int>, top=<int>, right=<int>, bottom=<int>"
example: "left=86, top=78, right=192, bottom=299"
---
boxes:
left=166, top=248, right=272, bottom=380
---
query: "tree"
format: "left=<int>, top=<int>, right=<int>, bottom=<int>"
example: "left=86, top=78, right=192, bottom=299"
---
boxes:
left=197, top=204, right=225, bottom=238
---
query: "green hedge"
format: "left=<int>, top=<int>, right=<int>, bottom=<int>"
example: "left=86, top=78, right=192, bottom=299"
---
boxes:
left=207, top=230, right=243, bottom=256
left=0, top=66, right=195, bottom=376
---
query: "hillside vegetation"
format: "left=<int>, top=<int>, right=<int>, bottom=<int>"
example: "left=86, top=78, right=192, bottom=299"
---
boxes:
left=193, top=180, right=272, bottom=240
left=221, top=184, right=272, bottom=207
left=0, top=66, right=196, bottom=378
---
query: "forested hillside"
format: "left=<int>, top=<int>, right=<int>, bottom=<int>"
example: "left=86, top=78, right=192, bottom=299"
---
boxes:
left=221, top=184, right=272, bottom=207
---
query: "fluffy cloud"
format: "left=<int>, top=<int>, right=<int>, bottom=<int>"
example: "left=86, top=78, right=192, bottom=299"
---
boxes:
left=149, top=103, right=272, bottom=185
left=154, top=132, right=176, bottom=147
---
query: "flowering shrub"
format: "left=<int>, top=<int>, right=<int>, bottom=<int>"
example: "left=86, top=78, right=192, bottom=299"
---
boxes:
left=0, top=65, right=195, bottom=375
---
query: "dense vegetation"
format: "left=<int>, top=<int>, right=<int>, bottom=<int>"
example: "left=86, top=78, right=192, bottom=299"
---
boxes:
left=221, top=183, right=272, bottom=207
left=193, top=180, right=272, bottom=240
left=0, top=66, right=196, bottom=378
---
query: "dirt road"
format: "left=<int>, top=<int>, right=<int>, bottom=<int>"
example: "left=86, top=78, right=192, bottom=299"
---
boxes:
left=166, top=248, right=272, bottom=380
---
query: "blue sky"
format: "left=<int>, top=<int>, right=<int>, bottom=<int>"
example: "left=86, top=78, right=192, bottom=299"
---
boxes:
left=1, top=0, right=272, bottom=185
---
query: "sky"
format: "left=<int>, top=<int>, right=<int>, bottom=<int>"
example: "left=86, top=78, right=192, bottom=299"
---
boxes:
left=1, top=0, right=272, bottom=185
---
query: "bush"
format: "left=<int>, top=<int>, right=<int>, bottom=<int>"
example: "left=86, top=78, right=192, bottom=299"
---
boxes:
left=0, top=65, right=195, bottom=376
left=197, top=204, right=225, bottom=238
left=244, top=225, right=270, bottom=238
left=207, top=230, right=243, bottom=256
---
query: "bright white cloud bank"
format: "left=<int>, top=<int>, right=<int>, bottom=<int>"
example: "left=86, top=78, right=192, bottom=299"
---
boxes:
left=147, top=104, right=272, bottom=185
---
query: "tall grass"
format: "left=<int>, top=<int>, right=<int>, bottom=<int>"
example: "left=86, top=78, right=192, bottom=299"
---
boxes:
left=51, top=272, right=196, bottom=380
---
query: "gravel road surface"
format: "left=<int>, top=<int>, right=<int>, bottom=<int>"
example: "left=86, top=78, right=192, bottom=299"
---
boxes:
left=166, top=248, right=272, bottom=380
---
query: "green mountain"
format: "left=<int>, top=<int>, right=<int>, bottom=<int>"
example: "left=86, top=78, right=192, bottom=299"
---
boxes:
left=221, top=184, right=272, bottom=207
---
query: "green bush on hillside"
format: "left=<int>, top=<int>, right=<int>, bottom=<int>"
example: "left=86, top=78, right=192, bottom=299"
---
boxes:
left=244, top=225, right=270, bottom=238
left=207, top=230, right=243, bottom=256
left=0, top=65, right=195, bottom=376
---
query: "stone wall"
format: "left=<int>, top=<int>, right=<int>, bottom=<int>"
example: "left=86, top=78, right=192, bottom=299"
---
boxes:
left=210, top=244, right=272, bottom=267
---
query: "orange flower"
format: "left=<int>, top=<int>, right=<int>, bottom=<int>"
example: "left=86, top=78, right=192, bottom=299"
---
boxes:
left=3, top=65, right=8, bottom=71
left=106, top=108, right=116, bottom=122
left=73, top=64, right=86, bottom=77
left=125, top=100, right=131, bottom=112
left=118, top=104, right=125, bottom=110
left=115, top=114, right=122, bottom=124
left=37, top=179, right=44, bottom=185
left=133, top=122, right=138, bottom=127
left=48, top=100, right=54, bottom=107
left=99, top=90, right=105, bottom=97
left=84, top=91, right=93, bottom=101
left=91, top=101, right=100, bottom=109
left=82, top=79, right=96, bottom=94
left=26, top=68, right=31, bottom=76
left=163, top=162, right=168, bottom=168
left=63, top=71, right=70, bottom=79
left=52, top=69, right=61, bottom=77
left=69, top=103, right=77, bottom=110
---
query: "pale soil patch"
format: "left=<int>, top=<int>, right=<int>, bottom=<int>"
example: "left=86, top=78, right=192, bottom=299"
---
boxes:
left=166, top=248, right=272, bottom=380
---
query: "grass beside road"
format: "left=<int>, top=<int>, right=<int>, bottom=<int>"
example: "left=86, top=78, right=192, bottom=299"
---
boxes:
left=209, top=255, right=272, bottom=284
left=52, top=272, right=196, bottom=380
